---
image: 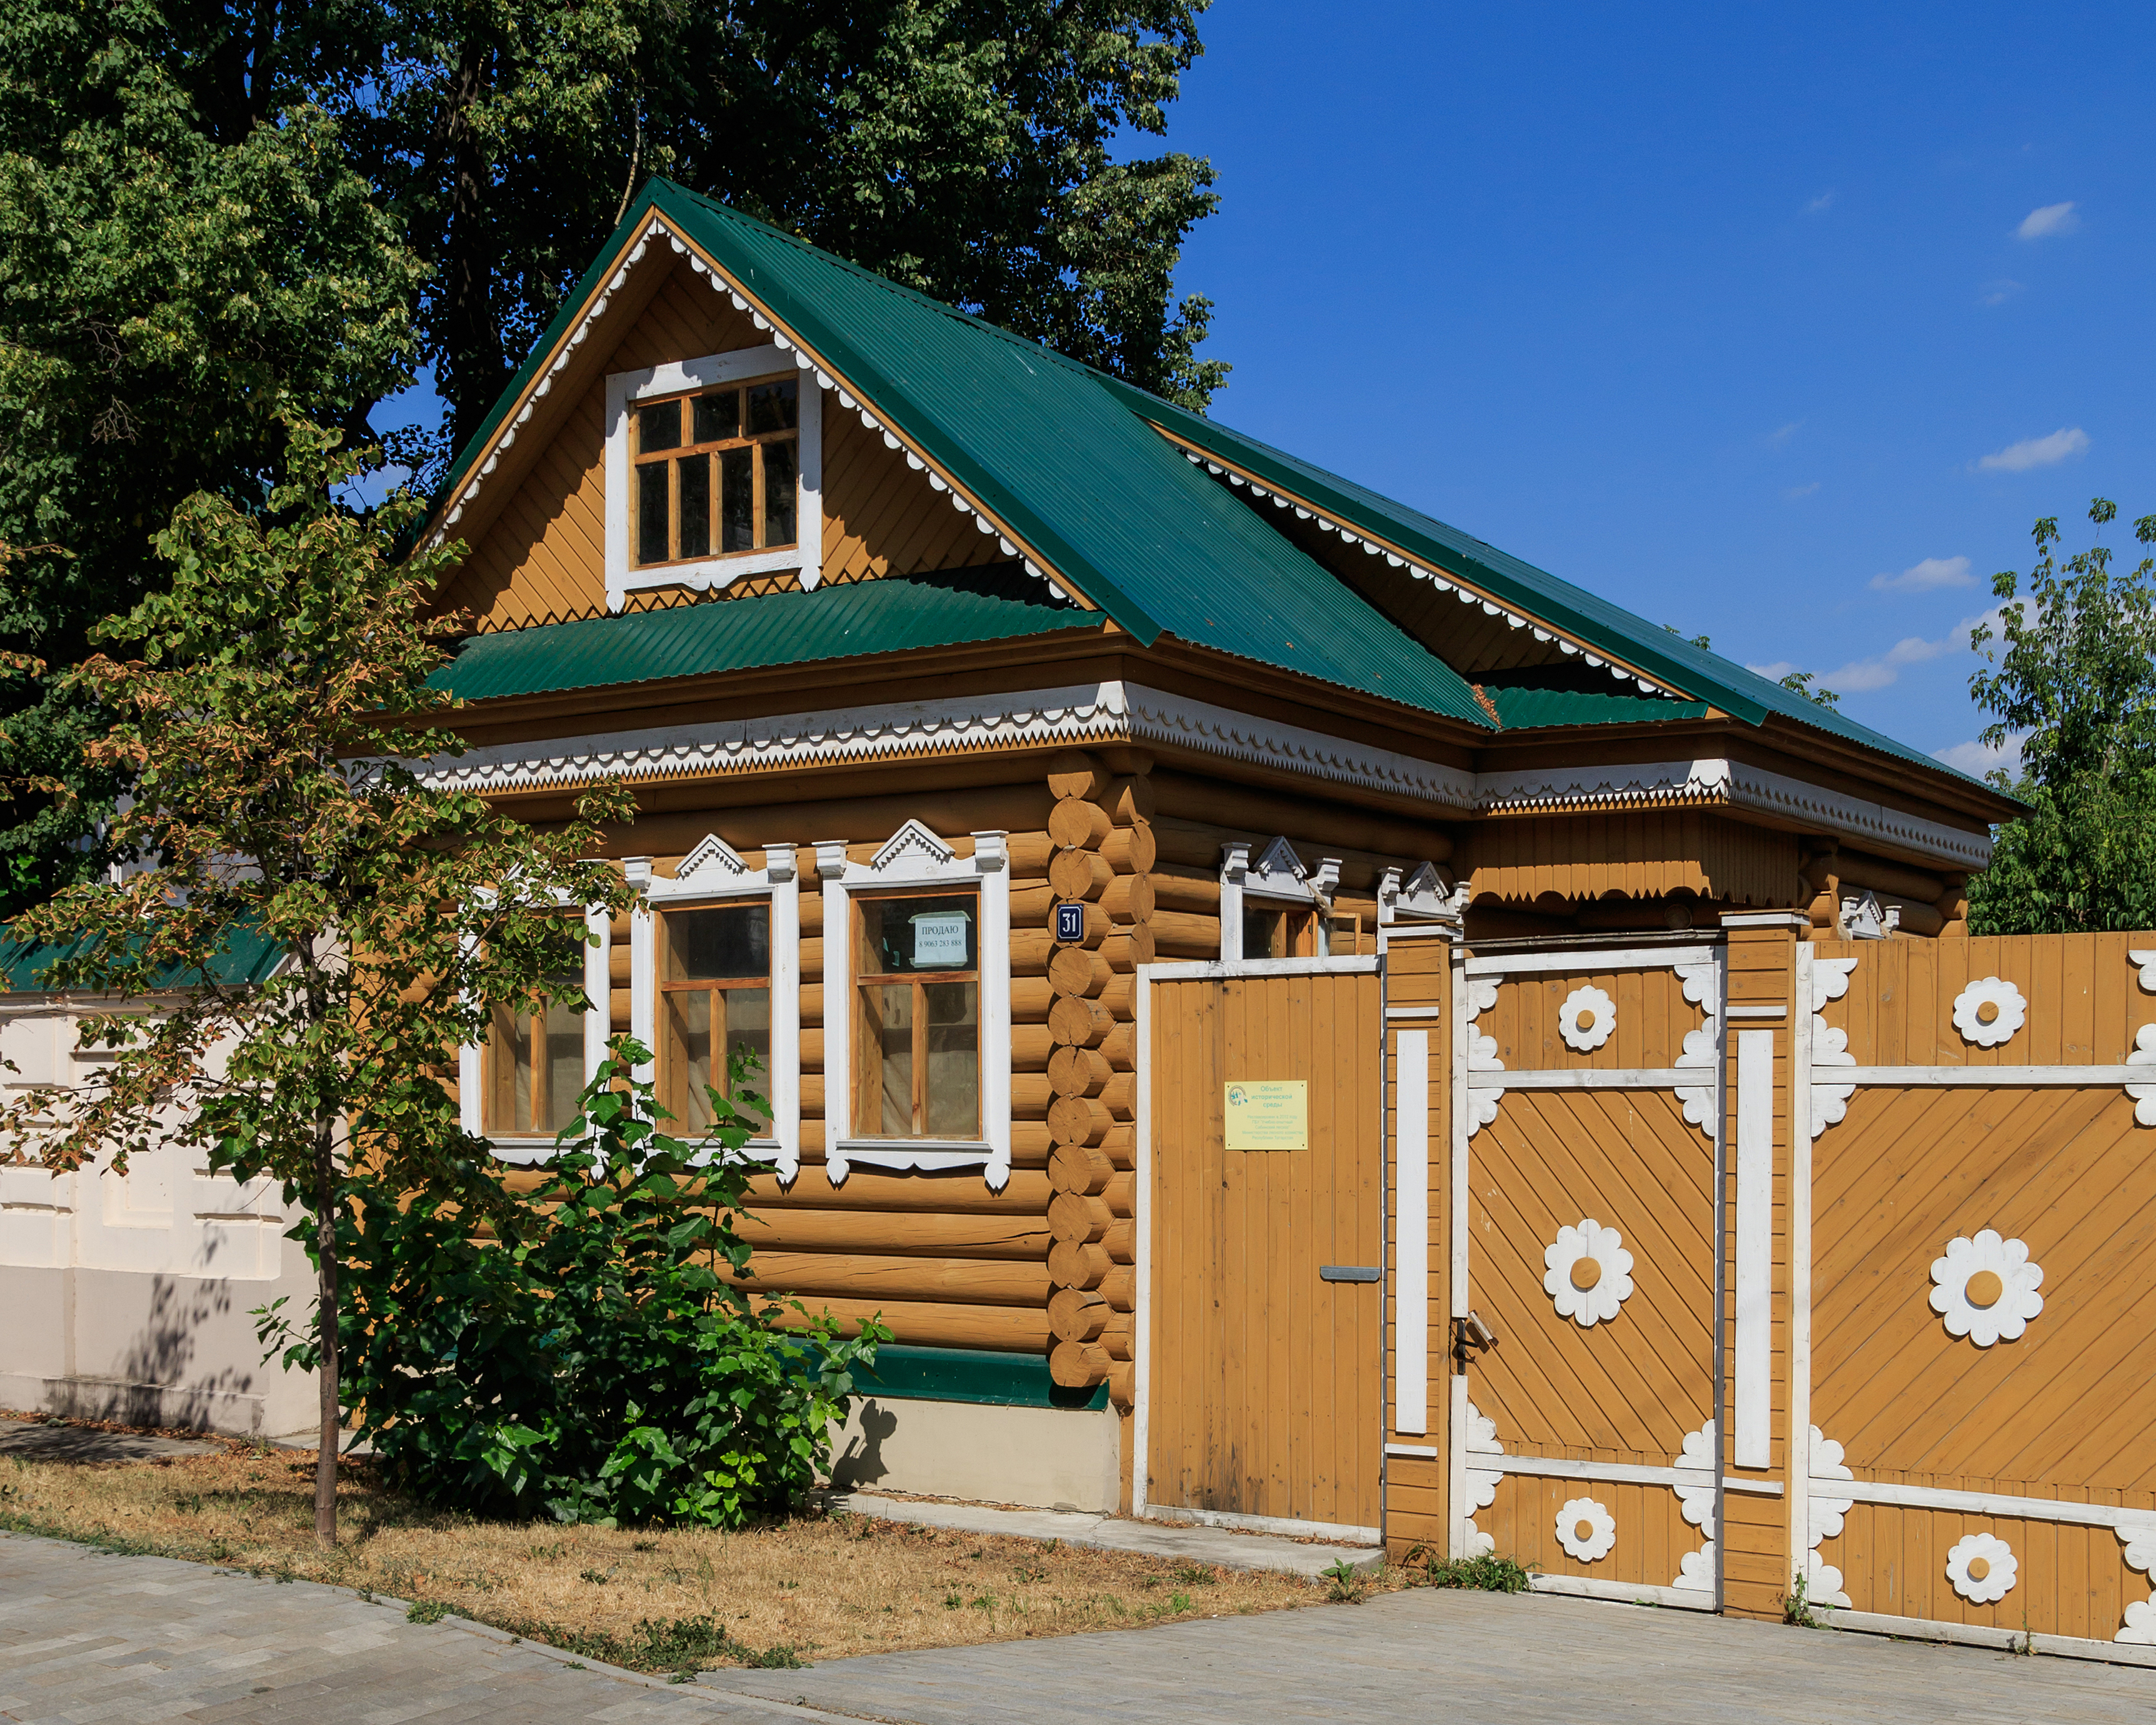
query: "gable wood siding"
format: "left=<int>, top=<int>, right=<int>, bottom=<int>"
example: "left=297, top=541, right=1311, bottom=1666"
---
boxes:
left=437, top=262, right=1001, bottom=633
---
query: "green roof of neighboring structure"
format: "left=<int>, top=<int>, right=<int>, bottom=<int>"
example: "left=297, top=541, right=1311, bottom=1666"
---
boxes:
left=427, top=179, right=1978, bottom=782
left=2, top=924, right=283, bottom=994
left=434, top=578, right=1092, bottom=703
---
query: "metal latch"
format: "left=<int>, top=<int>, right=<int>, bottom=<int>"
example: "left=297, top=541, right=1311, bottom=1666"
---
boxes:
left=1452, top=1310, right=1498, bottom=1368
left=1319, top=1265, right=1381, bottom=1283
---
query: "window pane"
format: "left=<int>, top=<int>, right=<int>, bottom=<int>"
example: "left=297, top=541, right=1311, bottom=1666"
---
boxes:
left=487, top=1005, right=534, bottom=1135
left=1242, top=907, right=1285, bottom=961
left=720, top=448, right=753, bottom=551
left=725, top=987, right=772, bottom=1127
left=638, top=400, right=681, bottom=453
left=637, top=461, right=670, bottom=565
left=923, top=980, right=979, bottom=1137
left=761, top=438, right=798, bottom=547
left=692, top=389, right=739, bottom=444
left=677, top=455, right=710, bottom=559
left=748, top=377, right=798, bottom=434
left=858, top=892, right=976, bottom=976
left=664, top=988, right=713, bottom=1132
left=666, top=903, right=770, bottom=980
left=860, top=982, right=914, bottom=1135
left=541, top=999, right=584, bottom=1132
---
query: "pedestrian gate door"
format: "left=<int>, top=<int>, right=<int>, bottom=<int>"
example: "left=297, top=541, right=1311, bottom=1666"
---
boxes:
left=1457, top=940, right=1727, bottom=1605
left=1141, top=958, right=1385, bottom=1539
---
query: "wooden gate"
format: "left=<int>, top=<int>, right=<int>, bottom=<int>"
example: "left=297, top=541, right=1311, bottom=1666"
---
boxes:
left=1138, top=958, right=1385, bottom=1539
left=1798, top=933, right=2156, bottom=1654
left=1455, top=938, right=1728, bottom=1607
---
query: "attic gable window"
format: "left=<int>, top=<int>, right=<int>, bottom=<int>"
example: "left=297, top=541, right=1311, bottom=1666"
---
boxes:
left=605, top=344, right=823, bottom=610
left=633, top=377, right=799, bottom=566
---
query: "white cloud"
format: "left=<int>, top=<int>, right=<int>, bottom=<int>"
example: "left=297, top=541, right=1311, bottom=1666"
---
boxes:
left=2017, top=201, right=2078, bottom=239
left=1933, top=733, right=2025, bottom=779
left=1977, top=426, right=2088, bottom=472
left=1806, top=191, right=1836, bottom=214
left=1767, top=420, right=1802, bottom=448
left=1783, top=481, right=1820, bottom=501
left=1747, top=660, right=1798, bottom=681
left=1978, top=279, right=2023, bottom=307
left=1870, top=555, right=1973, bottom=593
left=1804, top=608, right=2002, bottom=695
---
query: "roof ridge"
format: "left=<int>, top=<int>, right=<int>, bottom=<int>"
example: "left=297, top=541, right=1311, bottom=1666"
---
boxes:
left=661, top=182, right=1111, bottom=385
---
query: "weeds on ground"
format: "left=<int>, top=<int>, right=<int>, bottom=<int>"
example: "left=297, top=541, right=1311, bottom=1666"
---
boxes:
left=1778, top=1570, right=1830, bottom=1628
left=1406, top=1548, right=1534, bottom=1594
left=1321, top=1559, right=1368, bottom=1604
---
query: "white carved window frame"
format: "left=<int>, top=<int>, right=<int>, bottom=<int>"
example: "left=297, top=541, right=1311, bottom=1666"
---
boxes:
left=603, top=343, right=824, bottom=611
left=1377, top=861, right=1458, bottom=928
left=626, top=839, right=802, bottom=1181
left=458, top=893, right=616, bottom=1168
left=1218, top=837, right=1341, bottom=962
left=818, top=822, right=1011, bottom=1190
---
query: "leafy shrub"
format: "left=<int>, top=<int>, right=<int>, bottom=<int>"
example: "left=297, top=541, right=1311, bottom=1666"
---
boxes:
left=266, top=1037, right=885, bottom=1527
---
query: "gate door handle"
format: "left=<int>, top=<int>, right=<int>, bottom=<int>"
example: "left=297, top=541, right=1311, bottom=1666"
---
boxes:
left=1319, top=1265, right=1380, bottom=1283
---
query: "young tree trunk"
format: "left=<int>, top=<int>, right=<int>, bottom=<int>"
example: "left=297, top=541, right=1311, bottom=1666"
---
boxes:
left=313, top=1117, right=341, bottom=1548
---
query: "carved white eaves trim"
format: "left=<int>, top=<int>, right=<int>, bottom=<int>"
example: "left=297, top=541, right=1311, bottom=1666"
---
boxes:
left=1478, top=757, right=1991, bottom=870
left=415, top=682, right=1483, bottom=811
left=414, top=685, right=1991, bottom=870
left=1183, top=450, right=1682, bottom=699
left=432, top=215, right=1070, bottom=606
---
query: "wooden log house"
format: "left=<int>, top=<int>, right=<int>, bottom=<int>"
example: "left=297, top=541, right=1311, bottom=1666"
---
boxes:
left=406, top=178, right=2018, bottom=1541
left=39, top=179, right=2156, bottom=1661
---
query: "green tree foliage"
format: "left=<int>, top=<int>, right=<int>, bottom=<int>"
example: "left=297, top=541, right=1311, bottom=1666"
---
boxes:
left=1777, top=670, right=1840, bottom=710
left=1967, top=500, right=2156, bottom=935
left=1, top=1, right=1221, bottom=905
left=336, top=0, right=1224, bottom=446
left=0, top=3, right=424, bottom=910
left=286, top=1039, right=887, bottom=1528
left=0, top=425, right=632, bottom=1544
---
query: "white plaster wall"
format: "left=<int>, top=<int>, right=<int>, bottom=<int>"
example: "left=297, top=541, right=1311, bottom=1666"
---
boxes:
left=0, top=1003, right=317, bottom=1435
left=828, top=1397, right=1121, bottom=1512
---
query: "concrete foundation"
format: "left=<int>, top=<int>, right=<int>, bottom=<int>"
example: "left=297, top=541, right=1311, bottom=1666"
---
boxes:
left=828, top=1396, right=1121, bottom=1512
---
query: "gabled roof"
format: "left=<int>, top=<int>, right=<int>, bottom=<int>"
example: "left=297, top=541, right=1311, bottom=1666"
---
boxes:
left=426, top=179, right=1999, bottom=797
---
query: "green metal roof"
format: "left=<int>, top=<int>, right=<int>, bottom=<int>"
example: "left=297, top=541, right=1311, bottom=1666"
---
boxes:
left=1110, top=384, right=1972, bottom=780
left=2, top=924, right=283, bottom=994
left=428, top=179, right=1988, bottom=785
left=434, top=578, right=1092, bottom=703
left=1483, top=681, right=1712, bottom=729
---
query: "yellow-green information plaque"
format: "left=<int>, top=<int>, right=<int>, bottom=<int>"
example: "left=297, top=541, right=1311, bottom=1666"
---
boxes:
left=1223, top=1080, right=1308, bottom=1150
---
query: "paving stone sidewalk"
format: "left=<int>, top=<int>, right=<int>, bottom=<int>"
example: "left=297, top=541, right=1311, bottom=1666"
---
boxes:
left=0, top=1532, right=825, bottom=1724
left=9, top=1526, right=2155, bottom=1724
left=706, top=1585, right=2156, bottom=1725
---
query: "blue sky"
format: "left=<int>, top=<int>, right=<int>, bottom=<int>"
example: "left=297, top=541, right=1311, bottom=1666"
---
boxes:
left=1165, top=1, right=2156, bottom=773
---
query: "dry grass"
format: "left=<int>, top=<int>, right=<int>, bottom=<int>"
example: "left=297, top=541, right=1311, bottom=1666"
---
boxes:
left=0, top=1433, right=1386, bottom=1673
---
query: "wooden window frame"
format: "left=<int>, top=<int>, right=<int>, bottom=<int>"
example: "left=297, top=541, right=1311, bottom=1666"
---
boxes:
left=630, top=376, right=801, bottom=570
left=850, top=885, right=983, bottom=1144
left=484, top=998, right=581, bottom=1139
left=624, top=842, right=803, bottom=1180
left=604, top=345, right=823, bottom=611
left=467, top=906, right=611, bottom=1159
left=656, top=898, right=775, bottom=1131
left=818, top=823, right=1012, bottom=1190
